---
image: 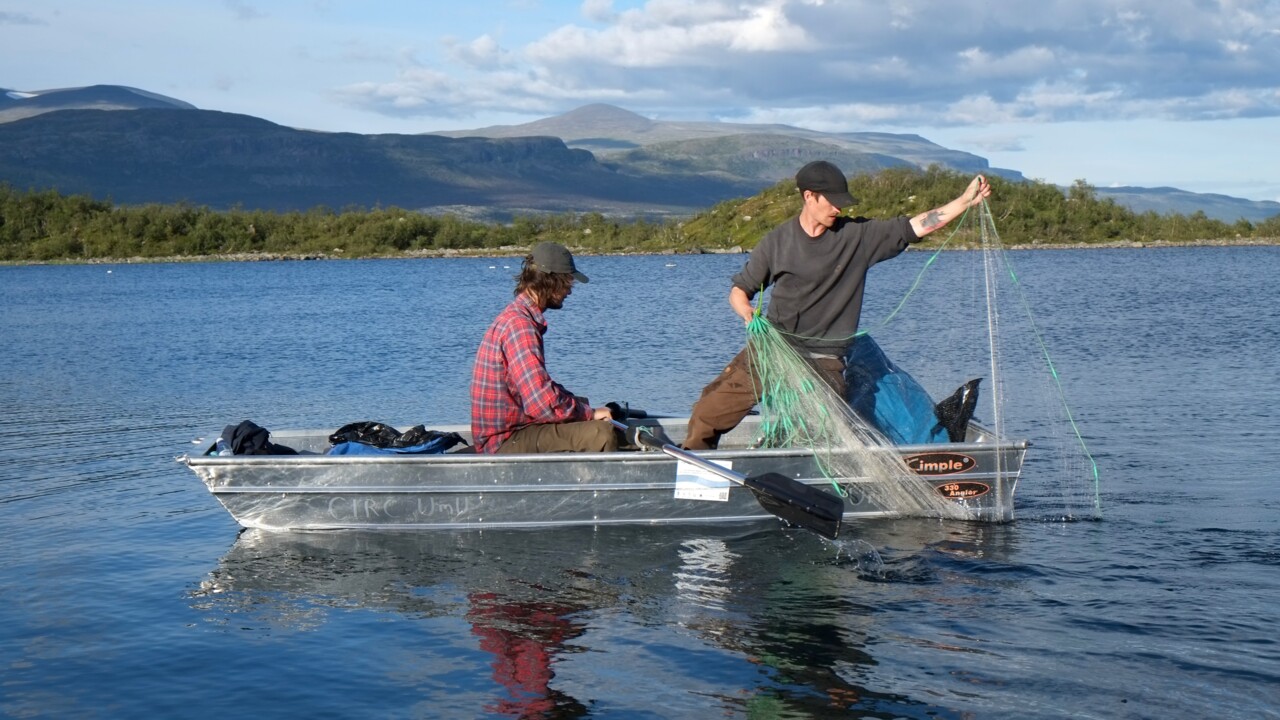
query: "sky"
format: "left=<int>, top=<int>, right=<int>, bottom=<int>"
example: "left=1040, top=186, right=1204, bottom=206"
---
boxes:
left=3, top=0, right=1279, bottom=202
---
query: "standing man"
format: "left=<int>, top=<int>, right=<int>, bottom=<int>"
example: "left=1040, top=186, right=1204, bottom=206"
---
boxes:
left=682, top=161, right=991, bottom=450
left=470, top=242, right=617, bottom=454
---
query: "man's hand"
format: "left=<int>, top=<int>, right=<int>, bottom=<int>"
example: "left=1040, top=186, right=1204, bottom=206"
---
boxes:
left=911, top=174, right=992, bottom=237
left=963, top=174, right=991, bottom=207
left=729, top=286, right=755, bottom=324
left=592, top=407, right=614, bottom=421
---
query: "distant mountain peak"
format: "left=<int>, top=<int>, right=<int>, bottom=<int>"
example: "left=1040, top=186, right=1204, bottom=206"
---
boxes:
left=0, top=84, right=195, bottom=123
left=553, top=104, right=655, bottom=132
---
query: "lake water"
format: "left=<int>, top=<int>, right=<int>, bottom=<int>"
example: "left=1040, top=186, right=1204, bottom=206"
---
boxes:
left=1, top=248, right=1277, bottom=718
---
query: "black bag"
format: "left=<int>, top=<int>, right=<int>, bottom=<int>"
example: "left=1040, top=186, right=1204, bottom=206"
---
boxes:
left=328, top=421, right=467, bottom=452
left=328, top=421, right=402, bottom=448
left=390, top=424, right=465, bottom=450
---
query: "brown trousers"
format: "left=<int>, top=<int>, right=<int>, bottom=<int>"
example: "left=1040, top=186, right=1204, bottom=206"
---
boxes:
left=496, top=419, right=620, bottom=454
left=683, top=348, right=847, bottom=450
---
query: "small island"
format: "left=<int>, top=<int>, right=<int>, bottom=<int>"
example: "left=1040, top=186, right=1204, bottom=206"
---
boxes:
left=3, top=168, right=1276, bottom=265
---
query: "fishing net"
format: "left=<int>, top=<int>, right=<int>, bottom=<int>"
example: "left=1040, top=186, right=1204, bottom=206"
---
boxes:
left=748, top=316, right=973, bottom=519
left=747, top=201, right=1100, bottom=521
left=949, top=202, right=1101, bottom=521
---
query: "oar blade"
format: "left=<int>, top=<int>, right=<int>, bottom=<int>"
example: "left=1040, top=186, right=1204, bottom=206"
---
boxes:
left=744, top=472, right=844, bottom=539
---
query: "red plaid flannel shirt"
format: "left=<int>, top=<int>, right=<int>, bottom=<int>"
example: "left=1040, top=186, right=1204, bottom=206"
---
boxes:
left=470, top=294, right=592, bottom=453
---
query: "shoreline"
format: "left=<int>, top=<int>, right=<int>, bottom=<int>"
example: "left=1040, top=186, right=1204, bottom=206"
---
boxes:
left=3, top=236, right=1277, bottom=267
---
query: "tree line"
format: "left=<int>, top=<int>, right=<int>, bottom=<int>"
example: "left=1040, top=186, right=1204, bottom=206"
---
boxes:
left=2, top=167, right=1277, bottom=263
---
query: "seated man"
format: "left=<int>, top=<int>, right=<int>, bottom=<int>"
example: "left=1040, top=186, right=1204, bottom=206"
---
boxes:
left=470, top=242, right=617, bottom=454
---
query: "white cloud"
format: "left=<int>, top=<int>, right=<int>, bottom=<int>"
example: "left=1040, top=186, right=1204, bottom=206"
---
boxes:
left=527, top=15, right=760, bottom=68
left=1017, top=81, right=1125, bottom=114
left=445, top=34, right=512, bottom=70
left=725, top=2, right=810, bottom=51
left=957, top=45, right=1057, bottom=79
left=942, top=94, right=1031, bottom=125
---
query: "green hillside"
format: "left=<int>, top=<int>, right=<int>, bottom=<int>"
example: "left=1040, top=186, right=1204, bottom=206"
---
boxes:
left=2, top=167, right=1276, bottom=263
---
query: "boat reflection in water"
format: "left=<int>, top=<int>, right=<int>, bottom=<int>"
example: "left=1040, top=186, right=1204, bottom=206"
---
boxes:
left=190, top=522, right=1017, bottom=716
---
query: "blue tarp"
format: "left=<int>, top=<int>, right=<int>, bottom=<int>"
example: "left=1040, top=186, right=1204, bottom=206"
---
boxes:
left=844, top=335, right=950, bottom=445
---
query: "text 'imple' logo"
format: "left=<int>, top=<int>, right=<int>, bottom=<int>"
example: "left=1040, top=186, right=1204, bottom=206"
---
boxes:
left=904, top=452, right=977, bottom=476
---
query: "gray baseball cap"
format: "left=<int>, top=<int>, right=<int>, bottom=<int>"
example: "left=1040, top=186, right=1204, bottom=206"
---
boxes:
left=530, top=242, right=588, bottom=283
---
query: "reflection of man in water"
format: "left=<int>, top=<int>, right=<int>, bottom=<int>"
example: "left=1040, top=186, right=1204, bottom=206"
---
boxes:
left=467, top=592, right=588, bottom=718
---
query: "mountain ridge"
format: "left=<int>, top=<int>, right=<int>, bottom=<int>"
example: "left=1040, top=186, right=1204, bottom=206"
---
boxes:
left=1, top=85, right=1276, bottom=223
left=432, top=103, right=1015, bottom=180
left=0, top=108, right=760, bottom=217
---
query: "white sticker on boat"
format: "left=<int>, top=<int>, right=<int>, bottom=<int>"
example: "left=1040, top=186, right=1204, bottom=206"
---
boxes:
left=674, top=460, right=732, bottom=502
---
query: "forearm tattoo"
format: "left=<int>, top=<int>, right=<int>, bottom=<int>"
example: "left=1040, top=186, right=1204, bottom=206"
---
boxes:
left=920, top=209, right=945, bottom=231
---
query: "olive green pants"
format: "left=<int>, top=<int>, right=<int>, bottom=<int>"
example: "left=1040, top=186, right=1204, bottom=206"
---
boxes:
left=683, top=348, right=846, bottom=450
left=496, top=419, right=620, bottom=454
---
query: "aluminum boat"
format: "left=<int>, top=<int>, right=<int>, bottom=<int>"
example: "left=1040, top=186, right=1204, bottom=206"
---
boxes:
left=181, top=415, right=1026, bottom=532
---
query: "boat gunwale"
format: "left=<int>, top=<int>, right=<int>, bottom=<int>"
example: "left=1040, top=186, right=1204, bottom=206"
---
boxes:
left=183, top=436, right=1029, bottom=467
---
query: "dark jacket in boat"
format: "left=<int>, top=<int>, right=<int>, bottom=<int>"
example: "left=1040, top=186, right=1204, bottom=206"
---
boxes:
left=219, top=420, right=298, bottom=455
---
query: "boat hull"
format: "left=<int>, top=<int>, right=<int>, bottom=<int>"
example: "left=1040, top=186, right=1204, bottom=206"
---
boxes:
left=183, top=417, right=1026, bottom=531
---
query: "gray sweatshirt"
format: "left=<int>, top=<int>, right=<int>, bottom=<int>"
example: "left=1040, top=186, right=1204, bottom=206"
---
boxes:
left=731, top=215, right=918, bottom=354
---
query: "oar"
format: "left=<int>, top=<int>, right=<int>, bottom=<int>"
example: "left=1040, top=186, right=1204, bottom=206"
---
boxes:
left=610, top=420, right=843, bottom=539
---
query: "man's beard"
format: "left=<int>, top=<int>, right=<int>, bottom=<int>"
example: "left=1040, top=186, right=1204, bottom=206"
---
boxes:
left=545, top=290, right=568, bottom=310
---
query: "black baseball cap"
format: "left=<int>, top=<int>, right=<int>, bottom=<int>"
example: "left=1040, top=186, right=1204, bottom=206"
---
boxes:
left=796, top=160, right=857, bottom=208
left=530, top=242, right=589, bottom=283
